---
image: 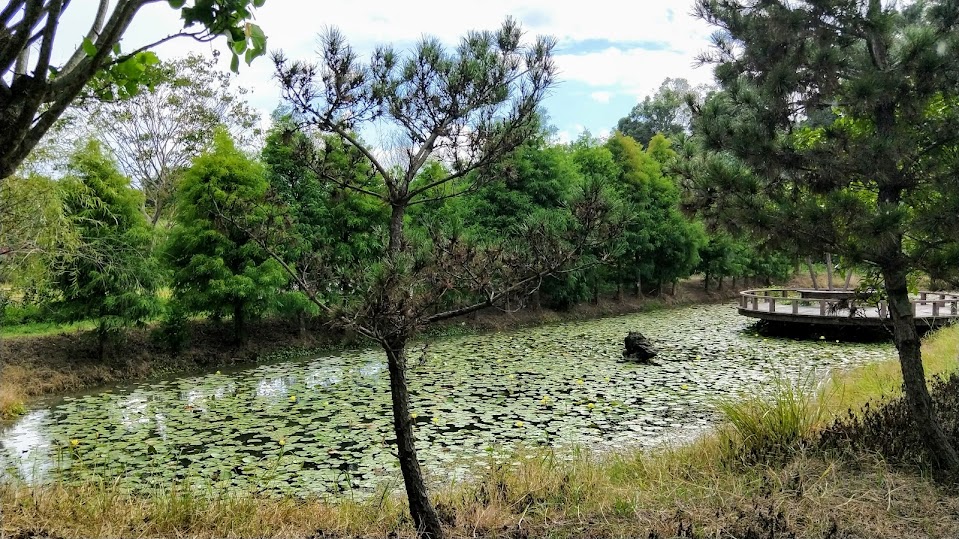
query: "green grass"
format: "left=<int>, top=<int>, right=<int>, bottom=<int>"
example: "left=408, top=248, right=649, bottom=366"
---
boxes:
left=716, top=373, right=827, bottom=464
left=0, top=319, right=97, bottom=338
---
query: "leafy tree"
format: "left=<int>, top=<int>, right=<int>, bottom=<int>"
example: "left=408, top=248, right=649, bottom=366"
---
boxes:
left=80, top=53, right=262, bottom=225
left=0, top=0, right=266, bottom=180
left=604, top=132, right=704, bottom=296
left=261, top=117, right=386, bottom=333
left=270, top=21, right=615, bottom=538
left=694, top=0, right=959, bottom=471
left=166, top=130, right=288, bottom=344
left=53, top=140, right=159, bottom=358
left=616, top=78, right=711, bottom=146
left=455, top=128, right=595, bottom=309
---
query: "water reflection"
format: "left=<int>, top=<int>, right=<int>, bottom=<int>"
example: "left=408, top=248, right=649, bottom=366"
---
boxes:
left=0, top=304, right=894, bottom=495
left=0, top=409, right=54, bottom=482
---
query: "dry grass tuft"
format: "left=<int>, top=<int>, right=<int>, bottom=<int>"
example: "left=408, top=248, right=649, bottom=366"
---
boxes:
left=0, top=379, right=26, bottom=419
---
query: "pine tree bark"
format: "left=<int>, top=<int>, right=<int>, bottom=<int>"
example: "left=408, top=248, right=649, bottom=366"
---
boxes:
left=882, top=264, right=959, bottom=473
left=383, top=340, right=445, bottom=539
left=382, top=197, right=444, bottom=538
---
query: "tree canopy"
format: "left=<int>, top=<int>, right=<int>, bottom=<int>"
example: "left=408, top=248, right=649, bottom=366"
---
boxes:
left=165, top=130, right=288, bottom=345
left=693, top=0, right=959, bottom=472
left=0, top=0, right=266, bottom=180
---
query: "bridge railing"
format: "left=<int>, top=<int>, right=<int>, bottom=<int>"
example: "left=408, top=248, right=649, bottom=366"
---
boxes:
left=738, top=288, right=959, bottom=319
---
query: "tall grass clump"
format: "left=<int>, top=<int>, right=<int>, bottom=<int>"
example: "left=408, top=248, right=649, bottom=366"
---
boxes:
left=0, top=381, right=27, bottom=419
left=717, top=374, right=827, bottom=464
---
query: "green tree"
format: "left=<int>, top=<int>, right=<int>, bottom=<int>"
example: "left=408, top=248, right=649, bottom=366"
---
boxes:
left=261, top=117, right=386, bottom=334
left=53, top=140, right=159, bottom=358
left=81, top=53, right=262, bottom=225
left=462, top=129, right=589, bottom=309
left=616, top=78, right=711, bottom=146
left=694, top=0, right=959, bottom=471
left=271, top=21, right=614, bottom=538
left=0, top=0, right=266, bottom=180
left=604, top=132, right=704, bottom=296
left=166, top=130, right=288, bottom=344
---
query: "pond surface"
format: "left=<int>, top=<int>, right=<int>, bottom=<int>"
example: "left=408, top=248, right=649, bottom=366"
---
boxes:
left=0, top=304, right=893, bottom=496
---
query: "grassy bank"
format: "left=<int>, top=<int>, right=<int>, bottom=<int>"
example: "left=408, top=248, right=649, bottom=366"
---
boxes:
left=2, top=325, right=957, bottom=538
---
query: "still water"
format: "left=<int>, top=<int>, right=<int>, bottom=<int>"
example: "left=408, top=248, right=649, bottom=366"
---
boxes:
left=0, top=304, right=892, bottom=496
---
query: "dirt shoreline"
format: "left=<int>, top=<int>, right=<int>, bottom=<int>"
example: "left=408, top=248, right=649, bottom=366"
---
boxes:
left=0, top=279, right=742, bottom=411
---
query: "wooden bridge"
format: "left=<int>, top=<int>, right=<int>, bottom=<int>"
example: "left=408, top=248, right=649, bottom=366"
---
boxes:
left=738, top=288, right=959, bottom=329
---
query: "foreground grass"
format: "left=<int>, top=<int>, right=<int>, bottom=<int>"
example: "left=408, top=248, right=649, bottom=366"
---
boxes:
left=2, top=326, right=957, bottom=538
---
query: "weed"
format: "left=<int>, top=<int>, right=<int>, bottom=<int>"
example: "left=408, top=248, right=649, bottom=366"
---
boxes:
left=717, top=374, right=827, bottom=465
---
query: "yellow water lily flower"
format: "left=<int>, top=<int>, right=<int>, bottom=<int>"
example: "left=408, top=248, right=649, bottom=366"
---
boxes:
left=586, top=403, right=595, bottom=409
left=215, top=371, right=222, bottom=375
left=278, top=438, right=286, bottom=447
left=540, top=396, right=550, bottom=405
left=289, top=395, right=297, bottom=403
left=411, top=412, right=418, bottom=419
left=681, top=384, right=689, bottom=390
left=576, top=379, right=584, bottom=385
left=70, top=439, right=80, bottom=447
left=514, top=420, right=524, bottom=427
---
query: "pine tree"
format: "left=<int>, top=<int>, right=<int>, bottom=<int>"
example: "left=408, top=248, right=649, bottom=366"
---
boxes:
left=694, top=0, right=959, bottom=472
left=166, top=130, right=289, bottom=345
left=55, top=140, right=159, bottom=358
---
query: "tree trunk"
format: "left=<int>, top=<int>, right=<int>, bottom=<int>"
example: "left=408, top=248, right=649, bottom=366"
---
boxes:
left=844, top=267, right=853, bottom=290
left=882, top=264, right=959, bottom=473
left=97, top=327, right=107, bottom=361
left=806, top=257, right=819, bottom=289
left=825, top=253, right=834, bottom=290
left=298, top=311, right=307, bottom=339
left=383, top=195, right=444, bottom=537
left=383, top=340, right=445, bottom=539
left=233, top=301, right=246, bottom=345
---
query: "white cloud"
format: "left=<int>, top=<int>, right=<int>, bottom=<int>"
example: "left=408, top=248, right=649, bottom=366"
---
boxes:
left=589, top=91, right=613, bottom=104
left=555, top=46, right=715, bottom=101
left=51, top=0, right=717, bottom=131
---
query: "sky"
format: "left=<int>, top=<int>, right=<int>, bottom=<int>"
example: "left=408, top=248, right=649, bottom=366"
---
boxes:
left=57, top=0, right=719, bottom=143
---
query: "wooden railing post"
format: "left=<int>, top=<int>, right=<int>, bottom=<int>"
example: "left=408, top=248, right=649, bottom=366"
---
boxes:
left=792, top=300, right=799, bottom=314
left=769, top=298, right=776, bottom=313
left=819, top=300, right=826, bottom=316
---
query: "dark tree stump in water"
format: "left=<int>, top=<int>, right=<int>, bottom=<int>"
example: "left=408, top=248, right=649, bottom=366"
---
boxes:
left=623, top=331, right=657, bottom=363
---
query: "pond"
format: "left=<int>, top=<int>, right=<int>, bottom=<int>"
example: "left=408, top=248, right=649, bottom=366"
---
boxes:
left=0, top=303, right=893, bottom=497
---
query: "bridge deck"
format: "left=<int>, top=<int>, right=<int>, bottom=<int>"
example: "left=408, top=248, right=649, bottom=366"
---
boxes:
left=738, top=289, right=959, bottom=328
